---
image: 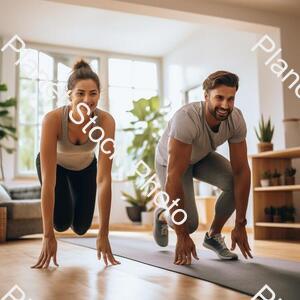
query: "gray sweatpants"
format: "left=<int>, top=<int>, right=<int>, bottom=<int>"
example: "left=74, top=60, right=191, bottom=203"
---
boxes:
left=155, top=151, right=235, bottom=233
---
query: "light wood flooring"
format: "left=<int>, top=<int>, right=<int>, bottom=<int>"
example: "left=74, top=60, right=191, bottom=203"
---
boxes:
left=0, top=230, right=299, bottom=300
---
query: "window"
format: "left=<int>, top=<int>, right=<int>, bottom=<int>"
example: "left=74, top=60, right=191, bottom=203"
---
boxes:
left=185, top=85, right=202, bottom=103
left=108, top=58, right=159, bottom=180
left=17, top=48, right=99, bottom=175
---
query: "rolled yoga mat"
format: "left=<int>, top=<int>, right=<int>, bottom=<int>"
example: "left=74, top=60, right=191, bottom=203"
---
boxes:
left=60, top=236, right=300, bottom=299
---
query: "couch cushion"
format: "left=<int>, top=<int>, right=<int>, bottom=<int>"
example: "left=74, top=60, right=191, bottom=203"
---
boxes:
left=0, top=185, right=12, bottom=202
left=7, top=185, right=41, bottom=200
left=6, top=199, right=42, bottom=220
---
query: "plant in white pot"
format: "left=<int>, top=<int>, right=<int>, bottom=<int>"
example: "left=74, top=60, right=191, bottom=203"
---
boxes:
left=255, top=115, right=275, bottom=153
left=121, top=181, right=152, bottom=223
left=260, top=170, right=271, bottom=187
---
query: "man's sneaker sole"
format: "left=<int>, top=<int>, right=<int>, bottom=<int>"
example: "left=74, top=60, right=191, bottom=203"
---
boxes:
left=203, top=241, right=238, bottom=260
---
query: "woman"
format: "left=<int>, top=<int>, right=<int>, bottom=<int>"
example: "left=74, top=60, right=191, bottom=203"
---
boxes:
left=32, top=59, right=120, bottom=268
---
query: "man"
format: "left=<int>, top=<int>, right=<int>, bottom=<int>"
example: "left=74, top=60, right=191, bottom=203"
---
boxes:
left=154, top=70, right=253, bottom=265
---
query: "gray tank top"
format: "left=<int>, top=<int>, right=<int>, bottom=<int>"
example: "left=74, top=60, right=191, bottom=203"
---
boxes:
left=57, top=105, right=101, bottom=171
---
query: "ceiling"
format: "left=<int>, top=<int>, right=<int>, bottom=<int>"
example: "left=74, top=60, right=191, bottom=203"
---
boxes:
left=0, top=0, right=203, bottom=57
left=210, top=0, right=300, bottom=18
left=47, top=0, right=300, bottom=19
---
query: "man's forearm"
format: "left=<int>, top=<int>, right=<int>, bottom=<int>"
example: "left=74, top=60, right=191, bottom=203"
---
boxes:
left=165, top=175, right=188, bottom=235
left=233, top=167, right=251, bottom=225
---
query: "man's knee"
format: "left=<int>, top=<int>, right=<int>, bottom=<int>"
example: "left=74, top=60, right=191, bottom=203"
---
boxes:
left=219, top=172, right=234, bottom=192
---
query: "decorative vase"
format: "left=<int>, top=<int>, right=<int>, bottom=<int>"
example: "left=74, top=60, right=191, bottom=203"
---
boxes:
left=258, top=142, right=273, bottom=153
left=264, top=214, right=273, bottom=222
left=270, top=177, right=281, bottom=186
left=260, top=179, right=270, bottom=187
left=126, top=206, right=146, bottom=223
left=273, top=214, right=281, bottom=223
left=284, top=176, right=295, bottom=185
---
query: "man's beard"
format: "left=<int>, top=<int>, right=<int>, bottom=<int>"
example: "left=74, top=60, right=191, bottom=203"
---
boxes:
left=207, top=101, right=233, bottom=121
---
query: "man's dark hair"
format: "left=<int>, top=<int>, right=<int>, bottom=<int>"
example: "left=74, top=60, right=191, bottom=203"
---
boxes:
left=203, top=71, right=239, bottom=93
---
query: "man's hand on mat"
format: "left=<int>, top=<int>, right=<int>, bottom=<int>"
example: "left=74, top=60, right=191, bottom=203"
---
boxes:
left=96, top=235, right=121, bottom=266
left=31, top=235, right=59, bottom=269
left=231, top=226, right=253, bottom=259
left=174, top=233, right=199, bottom=265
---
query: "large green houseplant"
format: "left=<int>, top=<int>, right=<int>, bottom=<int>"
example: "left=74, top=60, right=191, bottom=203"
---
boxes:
left=121, top=96, right=169, bottom=223
left=255, top=114, right=274, bottom=152
left=0, top=84, right=17, bottom=181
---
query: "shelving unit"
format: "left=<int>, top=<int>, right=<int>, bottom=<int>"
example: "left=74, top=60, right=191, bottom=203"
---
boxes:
left=250, top=147, right=300, bottom=241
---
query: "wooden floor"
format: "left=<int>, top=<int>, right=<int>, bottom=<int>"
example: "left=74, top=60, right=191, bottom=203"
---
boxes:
left=0, top=230, right=299, bottom=300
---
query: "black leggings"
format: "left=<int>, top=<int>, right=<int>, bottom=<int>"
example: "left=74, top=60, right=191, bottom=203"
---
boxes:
left=36, top=153, right=97, bottom=235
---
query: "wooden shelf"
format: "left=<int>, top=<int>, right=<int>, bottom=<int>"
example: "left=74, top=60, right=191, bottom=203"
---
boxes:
left=254, top=185, right=300, bottom=192
left=251, top=147, right=300, bottom=241
left=256, top=222, right=300, bottom=229
left=250, top=147, right=300, bottom=159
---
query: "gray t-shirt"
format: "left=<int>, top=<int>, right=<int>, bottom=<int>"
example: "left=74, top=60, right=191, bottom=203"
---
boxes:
left=155, top=101, right=247, bottom=166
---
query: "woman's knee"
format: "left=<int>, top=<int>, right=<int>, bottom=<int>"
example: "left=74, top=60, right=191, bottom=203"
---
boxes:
left=53, top=209, right=73, bottom=232
left=54, top=222, right=70, bottom=232
left=71, top=223, right=90, bottom=235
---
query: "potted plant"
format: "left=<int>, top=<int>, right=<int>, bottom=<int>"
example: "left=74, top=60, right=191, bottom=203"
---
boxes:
left=121, top=96, right=169, bottom=222
left=270, top=169, right=282, bottom=186
left=254, top=115, right=275, bottom=152
left=264, top=206, right=275, bottom=222
left=260, top=170, right=271, bottom=187
left=0, top=83, right=17, bottom=181
left=121, top=181, right=152, bottom=223
left=284, top=167, right=296, bottom=185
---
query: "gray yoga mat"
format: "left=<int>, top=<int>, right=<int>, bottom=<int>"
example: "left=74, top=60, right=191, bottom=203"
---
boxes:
left=60, top=236, right=300, bottom=299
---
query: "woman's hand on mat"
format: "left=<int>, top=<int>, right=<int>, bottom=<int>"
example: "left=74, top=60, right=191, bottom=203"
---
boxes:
left=96, top=235, right=121, bottom=266
left=174, top=233, right=199, bottom=265
left=31, top=235, right=59, bottom=268
left=231, top=226, right=253, bottom=259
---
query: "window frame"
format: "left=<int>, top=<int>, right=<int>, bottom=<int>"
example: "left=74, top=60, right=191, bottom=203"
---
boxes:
left=14, top=42, right=162, bottom=179
left=185, top=84, right=202, bottom=104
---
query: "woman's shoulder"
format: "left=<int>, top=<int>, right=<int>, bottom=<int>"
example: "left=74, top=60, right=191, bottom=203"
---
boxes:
left=42, top=105, right=65, bottom=129
left=96, top=108, right=115, bottom=126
